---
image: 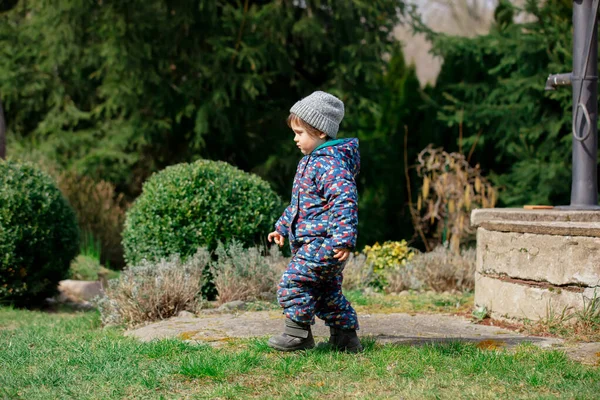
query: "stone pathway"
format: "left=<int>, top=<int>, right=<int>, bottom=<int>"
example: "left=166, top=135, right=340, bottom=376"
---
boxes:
left=126, top=310, right=600, bottom=365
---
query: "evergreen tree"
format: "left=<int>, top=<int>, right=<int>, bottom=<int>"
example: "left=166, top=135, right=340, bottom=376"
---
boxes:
left=0, top=99, right=5, bottom=159
left=414, top=0, right=577, bottom=206
left=0, top=0, right=17, bottom=160
left=0, top=0, right=405, bottom=201
left=352, top=44, right=427, bottom=248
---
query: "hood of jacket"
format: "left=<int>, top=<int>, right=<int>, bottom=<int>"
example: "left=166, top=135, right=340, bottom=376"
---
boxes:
left=311, top=138, right=360, bottom=177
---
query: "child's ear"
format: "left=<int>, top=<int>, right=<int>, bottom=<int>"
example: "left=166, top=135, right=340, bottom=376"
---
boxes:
left=319, top=133, right=328, bottom=140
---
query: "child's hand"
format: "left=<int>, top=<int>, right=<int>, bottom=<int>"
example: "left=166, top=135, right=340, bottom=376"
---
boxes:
left=268, top=231, right=285, bottom=247
left=333, top=248, right=351, bottom=262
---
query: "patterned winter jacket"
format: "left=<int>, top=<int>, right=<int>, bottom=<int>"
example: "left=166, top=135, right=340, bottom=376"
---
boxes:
left=275, top=138, right=360, bottom=249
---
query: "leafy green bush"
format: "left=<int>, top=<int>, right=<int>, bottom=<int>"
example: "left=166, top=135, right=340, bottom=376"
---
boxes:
left=0, top=160, right=80, bottom=305
left=69, top=255, right=120, bottom=282
left=69, top=234, right=120, bottom=282
left=362, top=240, right=416, bottom=290
left=122, top=160, right=283, bottom=265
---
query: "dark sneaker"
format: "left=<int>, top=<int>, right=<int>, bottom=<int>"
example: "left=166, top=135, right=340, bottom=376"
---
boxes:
left=268, top=319, right=315, bottom=352
left=329, top=327, right=363, bottom=353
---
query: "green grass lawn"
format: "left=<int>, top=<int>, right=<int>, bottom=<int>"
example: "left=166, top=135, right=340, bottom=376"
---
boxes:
left=345, top=290, right=474, bottom=315
left=1, top=307, right=599, bottom=399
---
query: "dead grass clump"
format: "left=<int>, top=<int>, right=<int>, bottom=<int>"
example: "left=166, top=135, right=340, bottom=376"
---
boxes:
left=524, top=293, right=600, bottom=342
left=210, top=241, right=288, bottom=304
left=96, top=248, right=210, bottom=327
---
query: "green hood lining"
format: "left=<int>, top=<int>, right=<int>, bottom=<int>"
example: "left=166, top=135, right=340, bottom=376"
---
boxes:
left=312, top=138, right=347, bottom=154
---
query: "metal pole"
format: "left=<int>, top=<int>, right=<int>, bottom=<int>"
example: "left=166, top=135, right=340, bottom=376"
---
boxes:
left=545, top=73, right=572, bottom=91
left=570, top=0, right=599, bottom=208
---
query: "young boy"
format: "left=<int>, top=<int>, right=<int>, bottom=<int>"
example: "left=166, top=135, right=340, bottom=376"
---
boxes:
left=267, top=91, right=362, bottom=352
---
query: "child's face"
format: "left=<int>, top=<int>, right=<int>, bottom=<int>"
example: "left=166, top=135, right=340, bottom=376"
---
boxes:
left=291, top=119, right=327, bottom=155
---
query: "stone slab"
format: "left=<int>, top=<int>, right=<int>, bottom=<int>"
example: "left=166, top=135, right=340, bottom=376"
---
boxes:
left=471, top=208, right=600, bottom=226
left=474, top=273, right=598, bottom=321
left=565, top=342, right=600, bottom=365
left=126, top=309, right=600, bottom=364
left=126, top=310, right=560, bottom=350
left=58, top=279, right=104, bottom=302
left=475, top=220, right=600, bottom=237
left=477, top=228, right=600, bottom=287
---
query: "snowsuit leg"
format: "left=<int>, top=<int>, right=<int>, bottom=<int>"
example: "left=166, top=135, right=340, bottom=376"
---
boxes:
left=314, top=273, right=359, bottom=329
left=277, top=237, right=358, bottom=330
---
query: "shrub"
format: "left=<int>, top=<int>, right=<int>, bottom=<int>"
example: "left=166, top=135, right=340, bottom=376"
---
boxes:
left=341, top=253, right=370, bottom=291
left=386, top=244, right=476, bottom=293
left=69, top=255, right=120, bottom=282
left=0, top=160, right=80, bottom=305
left=410, top=146, right=497, bottom=252
left=6, top=154, right=128, bottom=268
left=210, top=241, right=287, bottom=304
left=70, top=255, right=103, bottom=281
left=96, top=248, right=210, bottom=326
left=382, top=262, right=426, bottom=294
left=362, top=240, right=415, bottom=290
left=69, top=234, right=120, bottom=282
left=122, top=160, right=283, bottom=265
left=343, top=243, right=475, bottom=294
left=57, top=172, right=128, bottom=269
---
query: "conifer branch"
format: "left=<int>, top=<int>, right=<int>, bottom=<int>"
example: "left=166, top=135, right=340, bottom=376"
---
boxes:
left=231, top=0, right=250, bottom=66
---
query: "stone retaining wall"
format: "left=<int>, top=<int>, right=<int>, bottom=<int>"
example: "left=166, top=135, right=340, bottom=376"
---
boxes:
left=472, top=209, right=600, bottom=321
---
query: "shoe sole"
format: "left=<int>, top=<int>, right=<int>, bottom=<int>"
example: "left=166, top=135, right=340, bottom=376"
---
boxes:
left=267, top=339, right=315, bottom=352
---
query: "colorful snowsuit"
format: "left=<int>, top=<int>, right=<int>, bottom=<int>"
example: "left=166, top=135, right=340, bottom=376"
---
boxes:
left=275, top=138, right=360, bottom=330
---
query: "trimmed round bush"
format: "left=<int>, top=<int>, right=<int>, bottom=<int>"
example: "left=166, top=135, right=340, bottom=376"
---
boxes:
left=0, top=161, right=80, bottom=305
left=122, top=160, right=283, bottom=265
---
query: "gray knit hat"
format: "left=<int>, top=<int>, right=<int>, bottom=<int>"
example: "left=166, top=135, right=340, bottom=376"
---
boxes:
left=290, top=91, right=345, bottom=139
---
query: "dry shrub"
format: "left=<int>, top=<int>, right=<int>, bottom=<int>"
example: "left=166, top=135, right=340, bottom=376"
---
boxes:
left=57, top=171, right=128, bottom=268
left=403, top=244, right=476, bottom=293
left=210, top=241, right=288, bottom=304
left=96, top=248, right=210, bottom=326
left=344, top=244, right=475, bottom=294
left=382, top=262, right=426, bottom=294
left=342, top=253, right=369, bottom=291
left=411, top=145, right=497, bottom=253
